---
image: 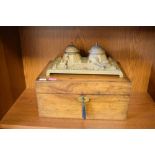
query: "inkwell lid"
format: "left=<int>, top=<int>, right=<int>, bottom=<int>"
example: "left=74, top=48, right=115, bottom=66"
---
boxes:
left=65, top=43, right=79, bottom=54
left=89, top=42, right=106, bottom=55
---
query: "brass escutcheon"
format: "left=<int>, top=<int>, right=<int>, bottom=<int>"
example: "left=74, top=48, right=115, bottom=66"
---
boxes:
left=78, top=96, right=90, bottom=103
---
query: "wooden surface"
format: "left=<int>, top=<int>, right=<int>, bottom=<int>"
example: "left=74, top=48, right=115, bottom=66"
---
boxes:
left=0, top=28, right=26, bottom=119
left=36, top=68, right=130, bottom=120
left=0, top=89, right=155, bottom=129
left=37, top=93, right=129, bottom=120
left=36, top=80, right=130, bottom=95
left=148, top=58, right=155, bottom=101
left=20, top=27, right=155, bottom=93
left=36, top=76, right=131, bottom=95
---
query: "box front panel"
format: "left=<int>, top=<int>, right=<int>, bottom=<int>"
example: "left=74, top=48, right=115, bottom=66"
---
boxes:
left=37, top=94, right=129, bottom=120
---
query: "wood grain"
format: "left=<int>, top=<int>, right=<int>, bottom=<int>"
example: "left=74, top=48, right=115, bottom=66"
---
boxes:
left=148, top=58, right=155, bottom=101
left=1, top=89, right=155, bottom=129
left=36, top=74, right=131, bottom=95
left=36, top=81, right=131, bottom=95
left=37, top=93, right=129, bottom=120
left=36, top=65, right=131, bottom=120
left=0, top=27, right=26, bottom=119
left=0, top=37, right=13, bottom=119
left=20, top=27, right=155, bottom=93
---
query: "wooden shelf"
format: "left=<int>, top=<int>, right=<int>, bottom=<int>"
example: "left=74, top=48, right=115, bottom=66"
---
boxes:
left=0, top=89, right=155, bottom=128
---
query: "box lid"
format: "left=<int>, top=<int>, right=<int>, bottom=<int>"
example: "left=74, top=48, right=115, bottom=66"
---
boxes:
left=36, top=71, right=131, bottom=95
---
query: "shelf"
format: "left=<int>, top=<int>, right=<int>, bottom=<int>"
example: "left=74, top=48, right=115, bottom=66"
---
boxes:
left=0, top=89, right=155, bottom=128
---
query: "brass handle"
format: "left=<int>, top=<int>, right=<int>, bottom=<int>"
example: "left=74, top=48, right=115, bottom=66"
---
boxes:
left=78, top=96, right=90, bottom=120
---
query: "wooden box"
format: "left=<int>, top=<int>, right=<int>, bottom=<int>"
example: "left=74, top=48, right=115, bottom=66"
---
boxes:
left=35, top=63, right=131, bottom=120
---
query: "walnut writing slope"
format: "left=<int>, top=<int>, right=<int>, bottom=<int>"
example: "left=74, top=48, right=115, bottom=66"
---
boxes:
left=36, top=43, right=130, bottom=121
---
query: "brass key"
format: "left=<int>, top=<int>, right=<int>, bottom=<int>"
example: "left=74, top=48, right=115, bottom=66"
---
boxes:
left=78, top=96, right=90, bottom=120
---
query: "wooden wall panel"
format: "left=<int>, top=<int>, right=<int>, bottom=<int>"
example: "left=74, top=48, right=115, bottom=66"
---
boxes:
left=0, top=27, right=26, bottom=119
left=148, top=58, right=155, bottom=100
left=20, top=27, right=155, bottom=93
left=0, top=38, right=13, bottom=119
